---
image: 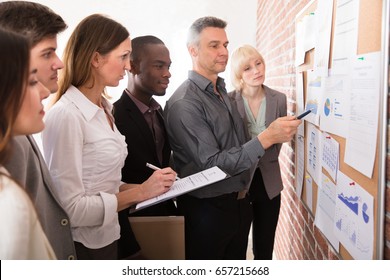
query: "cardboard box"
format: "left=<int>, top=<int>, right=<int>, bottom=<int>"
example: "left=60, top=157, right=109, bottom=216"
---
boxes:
left=129, top=216, right=185, bottom=260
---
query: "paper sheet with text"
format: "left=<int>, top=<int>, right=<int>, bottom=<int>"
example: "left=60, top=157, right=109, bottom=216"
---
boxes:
left=133, top=166, right=228, bottom=212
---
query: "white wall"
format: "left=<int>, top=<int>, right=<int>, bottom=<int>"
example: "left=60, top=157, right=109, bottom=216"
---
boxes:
left=31, top=0, right=257, bottom=106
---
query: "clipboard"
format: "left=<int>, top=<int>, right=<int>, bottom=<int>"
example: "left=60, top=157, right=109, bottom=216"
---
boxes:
left=130, top=166, right=229, bottom=213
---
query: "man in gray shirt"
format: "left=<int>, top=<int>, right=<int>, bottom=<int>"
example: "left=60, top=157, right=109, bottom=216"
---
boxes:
left=0, top=1, right=76, bottom=259
left=164, top=16, right=300, bottom=259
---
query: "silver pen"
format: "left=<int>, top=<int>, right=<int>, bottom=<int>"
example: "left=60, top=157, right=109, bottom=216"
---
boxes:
left=146, top=162, right=180, bottom=180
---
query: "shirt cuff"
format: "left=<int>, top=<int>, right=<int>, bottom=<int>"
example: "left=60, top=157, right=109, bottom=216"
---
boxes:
left=99, top=192, right=118, bottom=227
left=243, top=137, right=265, bottom=162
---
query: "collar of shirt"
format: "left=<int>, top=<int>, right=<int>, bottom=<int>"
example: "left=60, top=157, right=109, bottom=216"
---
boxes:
left=188, top=70, right=226, bottom=95
left=125, top=89, right=161, bottom=114
left=64, top=85, right=113, bottom=122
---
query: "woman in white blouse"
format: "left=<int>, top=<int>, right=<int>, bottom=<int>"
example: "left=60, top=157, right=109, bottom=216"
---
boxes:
left=42, top=14, right=177, bottom=259
left=0, top=28, right=55, bottom=259
left=229, top=45, right=287, bottom=259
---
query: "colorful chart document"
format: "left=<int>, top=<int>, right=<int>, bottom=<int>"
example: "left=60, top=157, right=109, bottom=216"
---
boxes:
left=334, top=171, right=374, bottom=259
left=132, top=166, right=228, bottom=212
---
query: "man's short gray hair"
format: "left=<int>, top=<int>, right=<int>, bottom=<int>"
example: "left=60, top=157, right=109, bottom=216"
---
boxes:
left=186, top=16, right=227, bottom=47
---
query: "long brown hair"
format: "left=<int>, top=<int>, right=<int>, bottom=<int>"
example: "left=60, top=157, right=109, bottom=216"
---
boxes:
left=0, top=28, right=30, bottom=165
left=54, top=14, right=129, bottom=103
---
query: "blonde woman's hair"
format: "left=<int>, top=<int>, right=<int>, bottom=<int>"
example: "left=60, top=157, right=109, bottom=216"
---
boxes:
left=54, top=14, right=129, bottom=103
left=230, top=44, right=265, bottom=92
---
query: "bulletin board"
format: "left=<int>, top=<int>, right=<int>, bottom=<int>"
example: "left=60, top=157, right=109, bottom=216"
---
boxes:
left=295, top=0, right=388, bottom=260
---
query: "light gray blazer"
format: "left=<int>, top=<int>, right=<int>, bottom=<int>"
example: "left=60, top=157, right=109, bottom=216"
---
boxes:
left=5, top=135, right=76, bottom=259
left=228, top=85, right=287, bottom=199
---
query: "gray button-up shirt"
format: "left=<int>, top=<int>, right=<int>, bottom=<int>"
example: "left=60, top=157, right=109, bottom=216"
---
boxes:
left=164, top=71, right=265, bottom=198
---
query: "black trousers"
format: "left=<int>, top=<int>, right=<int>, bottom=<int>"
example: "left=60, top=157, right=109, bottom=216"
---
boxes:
left=249, top=169, right=281, bottom=260
left=74, top=240, right=118, bottom=260
left=177, top=192, right=252, bottom=260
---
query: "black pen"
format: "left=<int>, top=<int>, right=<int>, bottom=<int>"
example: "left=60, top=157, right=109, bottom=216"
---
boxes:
left=146, top=162, right=180, bottom=180
left=296, top=109, right=312, bottom=120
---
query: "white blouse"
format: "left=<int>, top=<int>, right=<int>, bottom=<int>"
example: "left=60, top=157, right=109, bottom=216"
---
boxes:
left=42, top=85, right=127, bottom=249
left=0, top=167, right=56, bottom=259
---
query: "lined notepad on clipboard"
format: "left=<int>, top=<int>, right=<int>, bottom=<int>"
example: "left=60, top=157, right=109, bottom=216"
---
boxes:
left=130, top=166, right=228, bottom=213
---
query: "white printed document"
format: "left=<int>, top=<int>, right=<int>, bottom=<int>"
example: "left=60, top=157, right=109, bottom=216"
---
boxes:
left=131, top=166, right=228, bottom=212
left=344, top=52, right=380, bottom=178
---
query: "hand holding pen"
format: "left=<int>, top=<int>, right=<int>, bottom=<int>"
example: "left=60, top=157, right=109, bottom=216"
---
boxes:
left=146, top=162, right=180, bottom=180
left=296, top=109, right=312, bottom=119
left=134, top=164, right=178, bottom=200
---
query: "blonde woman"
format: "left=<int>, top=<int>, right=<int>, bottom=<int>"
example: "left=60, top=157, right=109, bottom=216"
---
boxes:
left=229, top=45, right=287, bottom=259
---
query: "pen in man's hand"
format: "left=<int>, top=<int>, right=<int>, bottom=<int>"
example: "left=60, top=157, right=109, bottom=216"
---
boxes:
left=296, top=109, right=312, bottom=120
left=146, top=162, right=180, bottom=180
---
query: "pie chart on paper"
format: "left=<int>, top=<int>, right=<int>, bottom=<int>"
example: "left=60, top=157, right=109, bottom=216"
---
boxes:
left=324, top=98, right=331, bottom=116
